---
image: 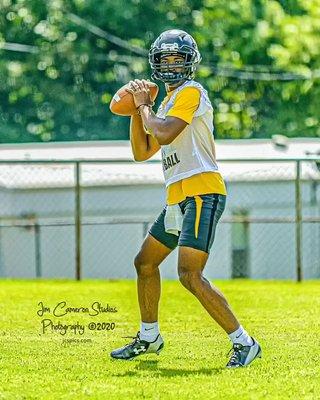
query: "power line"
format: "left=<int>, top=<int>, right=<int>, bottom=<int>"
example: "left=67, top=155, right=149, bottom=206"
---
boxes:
left=202, top=65, right=318, bottom=81
left=1, top=41, right=318, bottom=81
left=0, top=41, right=38, bottom=53
left=65, top=13, right=319, bottom=81
left=66, top=13, right=148, bottom=57
left=1, top=14, right=320, bottom=82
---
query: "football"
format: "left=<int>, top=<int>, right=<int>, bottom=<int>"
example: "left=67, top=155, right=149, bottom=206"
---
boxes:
left=109, top=81, right=159, bottom=116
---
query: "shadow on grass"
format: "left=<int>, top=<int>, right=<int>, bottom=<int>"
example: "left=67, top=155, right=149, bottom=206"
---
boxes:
left=111, top=360, right=224, bottom=377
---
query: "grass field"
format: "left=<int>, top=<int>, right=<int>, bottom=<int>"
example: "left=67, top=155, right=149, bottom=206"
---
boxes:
left=1, top=279, right=319, bottom=400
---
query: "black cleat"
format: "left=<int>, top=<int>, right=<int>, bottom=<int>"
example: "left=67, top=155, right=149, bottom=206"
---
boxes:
left=226, top=337, right=262, bottom=368
left=110, top=332, right=164, bottom=360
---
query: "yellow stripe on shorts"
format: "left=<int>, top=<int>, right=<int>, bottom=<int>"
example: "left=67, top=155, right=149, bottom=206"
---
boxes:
left=194, top=195, right=203, bottom=239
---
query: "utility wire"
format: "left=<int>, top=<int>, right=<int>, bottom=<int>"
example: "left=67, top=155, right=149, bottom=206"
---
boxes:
left=202, top=65, right=317, bottom=81
left=2, top=13, right=320, bottom=81
left=66, top=13, right=148, bottom=57
left=65, top=13, right=320, bottom=81
left=0, top=41, right=39, bottom=53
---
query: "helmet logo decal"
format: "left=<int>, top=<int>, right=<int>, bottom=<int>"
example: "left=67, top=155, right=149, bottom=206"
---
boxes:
left=160, top=43, right=179, bottom=51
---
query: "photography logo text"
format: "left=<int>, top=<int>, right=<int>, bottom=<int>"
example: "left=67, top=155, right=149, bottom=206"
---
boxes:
left=37, top=301, right=118, bottom=336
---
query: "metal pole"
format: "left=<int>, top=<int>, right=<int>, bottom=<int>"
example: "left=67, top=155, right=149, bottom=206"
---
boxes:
left=75, top=162, right=82, bottom=281
left=295, top=160, right=303, bottom=282
left=34, top=223, right=41, bottom=278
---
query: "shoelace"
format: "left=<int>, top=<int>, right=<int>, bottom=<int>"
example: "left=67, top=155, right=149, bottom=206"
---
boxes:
left=122, top=332, right=141, bottom=346
left=227, top=344, right=243, bottom=363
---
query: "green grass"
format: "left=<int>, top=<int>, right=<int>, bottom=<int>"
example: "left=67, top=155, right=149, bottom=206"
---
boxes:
left=0, top=279, right=319, bottom=400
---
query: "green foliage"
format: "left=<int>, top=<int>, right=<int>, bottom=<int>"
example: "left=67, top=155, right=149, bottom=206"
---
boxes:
left=1, top=280, right=319, bottom=398
left=0, top=0, right=319, bottom=142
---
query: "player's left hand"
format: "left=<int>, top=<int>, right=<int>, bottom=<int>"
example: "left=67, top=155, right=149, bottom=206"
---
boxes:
left=126, top=79, right=154, bottom=109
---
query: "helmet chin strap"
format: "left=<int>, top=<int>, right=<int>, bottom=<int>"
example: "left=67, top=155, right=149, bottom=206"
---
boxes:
left=165, top=80, right=185, bottom=90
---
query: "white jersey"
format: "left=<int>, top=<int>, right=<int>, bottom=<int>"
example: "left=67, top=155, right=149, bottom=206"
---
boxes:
left=156, top=80, right=219, bottom=187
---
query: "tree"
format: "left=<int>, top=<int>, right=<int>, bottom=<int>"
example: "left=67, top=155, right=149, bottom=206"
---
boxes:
left=0, top=0, right=319, bottom=142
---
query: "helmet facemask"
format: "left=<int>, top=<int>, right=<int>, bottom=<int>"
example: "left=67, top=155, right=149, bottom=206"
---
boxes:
left=149, top=39, right=201, bottom=84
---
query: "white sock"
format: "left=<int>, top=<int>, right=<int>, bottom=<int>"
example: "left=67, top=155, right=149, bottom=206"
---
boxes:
left=228, top=325, right=253, bottom=346
left=140, top=321, right=159, bottom=342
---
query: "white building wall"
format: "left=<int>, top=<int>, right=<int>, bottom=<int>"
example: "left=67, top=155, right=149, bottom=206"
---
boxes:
left=206, top=223, right=232, bottom=280
left=0, top=180, right=318, bottom=279
left=0, top=226, right=36, bottom=277
left=40, top=225, right=75, bottom=278
left=302, top=205, right=320, bottom=279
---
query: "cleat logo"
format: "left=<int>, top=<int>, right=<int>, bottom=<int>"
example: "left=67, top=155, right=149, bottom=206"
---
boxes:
left=133, top=346, right=146, bottom=355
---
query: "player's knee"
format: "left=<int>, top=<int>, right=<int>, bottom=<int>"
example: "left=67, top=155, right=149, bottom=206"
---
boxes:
left=134, top=254, right=158, bottom=276
left=178, top=269, right=202, bottom=294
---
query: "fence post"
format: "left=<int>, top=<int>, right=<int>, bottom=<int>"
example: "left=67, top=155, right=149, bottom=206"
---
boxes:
left=75, top=162, right=82, bottom=280
left=295, top=160, right=303, bottom=282
left=34, top=223, right=41, bottom=278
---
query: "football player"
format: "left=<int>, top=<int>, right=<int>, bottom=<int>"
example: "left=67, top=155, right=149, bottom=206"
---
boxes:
left=110, top=29, right=261, bottom=368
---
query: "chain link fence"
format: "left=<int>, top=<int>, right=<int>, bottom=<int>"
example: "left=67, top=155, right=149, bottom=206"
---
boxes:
left=0, top=158, right=319, bottom=281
